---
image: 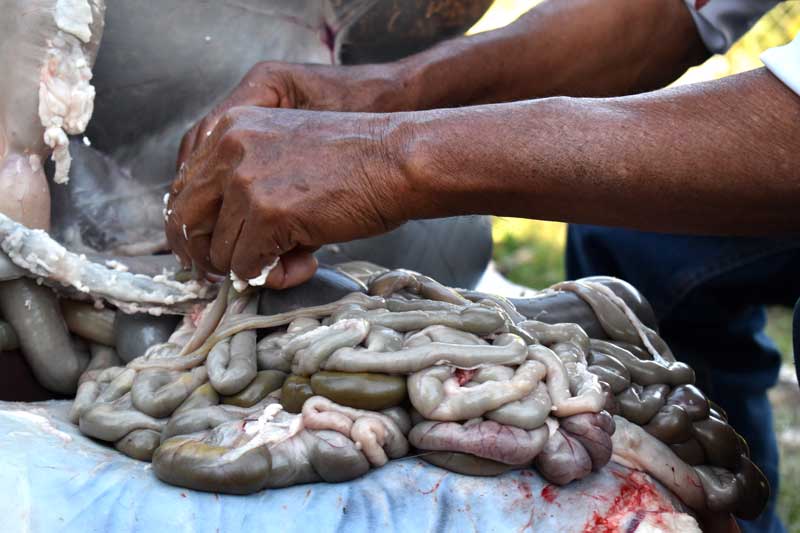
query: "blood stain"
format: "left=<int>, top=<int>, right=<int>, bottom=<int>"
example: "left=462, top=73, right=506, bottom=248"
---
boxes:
left=516, top=480, right=532, bottom=500
left=581, top=471, right=673, bottom=533
left=540, top=484, right=557, bottom=504
left=455, top=368, right=477, bottom=385
left=420, top=472, right=448, bottom=495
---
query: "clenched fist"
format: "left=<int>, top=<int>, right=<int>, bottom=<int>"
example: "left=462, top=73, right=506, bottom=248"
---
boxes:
left=166, top=106, right=416, bottom=288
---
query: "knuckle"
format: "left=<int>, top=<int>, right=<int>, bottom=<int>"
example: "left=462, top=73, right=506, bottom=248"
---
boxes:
left=196, top=117, right=215, bottom=139
left=217, top=128, right=245, bottom=156
left=251, top=187, right=286, bottom=217
left=228, top=169, right=254, bottom=196
left=215, top=109, right=238, bottom=134
left=220, top=106, right=250, bottom=124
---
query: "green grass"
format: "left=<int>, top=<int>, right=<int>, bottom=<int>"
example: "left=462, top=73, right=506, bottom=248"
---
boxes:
left=767, top=307, right=795, bottom=366
left=491, top=218, right=798, bottom=529
left=492, top=218, right=567, bottom=289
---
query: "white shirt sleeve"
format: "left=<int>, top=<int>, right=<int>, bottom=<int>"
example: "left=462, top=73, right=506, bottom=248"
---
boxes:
left=762, top=35, right=800, bottom=97
left=683, top=0, right=780, bottom=53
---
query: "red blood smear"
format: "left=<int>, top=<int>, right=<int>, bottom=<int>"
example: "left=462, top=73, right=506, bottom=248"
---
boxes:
left=516, top=480, right=533, bottom=500
left=455, top=369, right=477, bottom=386
left=695, top=0, right=710, bottom=8
left=540, top=485, right=558, bottom=503
left=420, top=472, right=448, bottom=495
left=581, top=471, right=673, bottom=533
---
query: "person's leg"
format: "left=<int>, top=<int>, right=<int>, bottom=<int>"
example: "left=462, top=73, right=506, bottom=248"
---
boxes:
left=567, top=225, right=800, bottom=533
left=661, top=306, right=782, bottom=533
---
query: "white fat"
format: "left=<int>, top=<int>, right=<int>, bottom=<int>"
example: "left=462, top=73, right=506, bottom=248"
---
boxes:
left=252, top=257, right=280, bottom=285
left=633, top=512, right=700, bottom=533
left=82, top=136, right=91, bottom=146
left=38, top=10, right=97, bottom=184
left=43, top=127, right=71, bottom=184
left=243, top=403, right=284, bottom=437
left=230, top=271, right=247, bottom=292
left=222, top=404, right=302, bottom=462
left=162, top=194, right=172, bottom=221
left=231, top=257, right=280, bottom=292
left=28, top=155, right=42, bottom=173
left=104, top=259, right=128, bottom=272
left=55, top=0, right=94, bottom=43
left=0, top=213, right=212, bottom=313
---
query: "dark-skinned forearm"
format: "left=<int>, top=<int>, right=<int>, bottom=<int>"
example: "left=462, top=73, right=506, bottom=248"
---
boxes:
left=379, top=0, right=709, bottom=110
left=390, top=69, right=800, bottom=235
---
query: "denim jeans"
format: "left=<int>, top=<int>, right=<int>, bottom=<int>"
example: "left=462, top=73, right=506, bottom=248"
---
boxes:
left=567, top=225, right=800, bottom=533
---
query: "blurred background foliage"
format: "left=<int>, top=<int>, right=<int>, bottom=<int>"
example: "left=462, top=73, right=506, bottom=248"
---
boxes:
left=469, top=0, right=800, bottom=327
left=474, top=1, right=800, bottom=290
left=470, top=1, right=800, bottom=527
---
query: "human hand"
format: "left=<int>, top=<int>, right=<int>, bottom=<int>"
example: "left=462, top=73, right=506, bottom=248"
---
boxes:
left=167, top=105, right=415, bottom=288
left=177, top=61, right=403, bottom=169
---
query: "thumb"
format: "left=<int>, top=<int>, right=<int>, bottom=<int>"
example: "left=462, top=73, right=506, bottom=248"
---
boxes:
left=265, top=250, right=319, bottom=289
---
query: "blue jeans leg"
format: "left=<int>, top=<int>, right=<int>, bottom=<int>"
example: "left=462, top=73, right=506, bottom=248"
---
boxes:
left=567, top=225, right=800, bottom=533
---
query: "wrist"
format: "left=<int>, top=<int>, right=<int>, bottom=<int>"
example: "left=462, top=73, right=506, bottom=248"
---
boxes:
left=357, top=111, right=434, bottom=226
left=380, top=110, right=458, bottom=221
left=353, top=62, right=422, bottom=112
left=302, top=62, right=419, bottom=113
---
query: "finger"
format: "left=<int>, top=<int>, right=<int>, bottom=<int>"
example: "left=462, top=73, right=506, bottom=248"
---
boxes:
left=169, top=111, right=240, bottom=260
left=165, top=210, right=191, bottom=268
left=266, top=250, right=318, bottom=289
left=165, top=182, right=192, bottom=269
left=186, top=232, right=217, bottom=275
left=189, top=84, right=282, bottom=155
left=168, top=163, right=223, bottom=271
left=176, top=126, right=198, bottom=171
left=229, top=212, right=283, bottom=281
left=208, top=194, right=246, bottom=274
left=165, top=184, right=202, bottom=268
left=178, top=110, right=225, bottom=171
left=177, top=102, right=238, bottom=177
left=190, top=117, right=218, bottom=159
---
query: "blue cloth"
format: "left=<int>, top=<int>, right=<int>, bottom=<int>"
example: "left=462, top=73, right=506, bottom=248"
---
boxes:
left=567, top=225, right=800, bottom=533
left=0, top=401, right=690, bottom=533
